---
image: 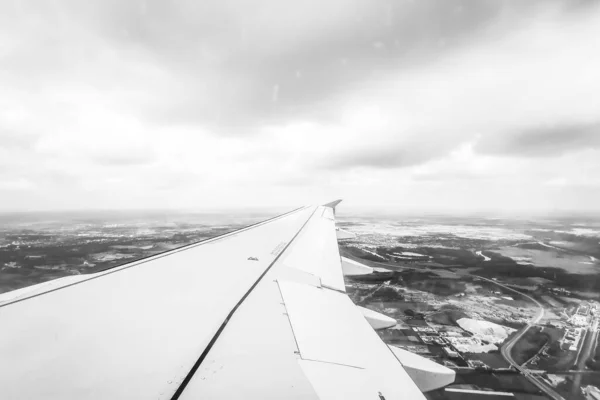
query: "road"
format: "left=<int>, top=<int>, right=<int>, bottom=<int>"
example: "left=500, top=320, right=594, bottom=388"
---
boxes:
left=570, top=317, right=599, bottom=398
left=347, top=255, right=566, bottom=400
left=477, top=276, right=565, bottom=400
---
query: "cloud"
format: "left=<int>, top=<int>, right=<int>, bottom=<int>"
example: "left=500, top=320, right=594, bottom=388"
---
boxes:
left=475, top=122, right=600, bottom=157
left=1, top=0, right=600, bottom=211
left=0, top=178, right=33, bottom=191
left=323, top=135, right=449, bottom=170
left=0, top=129, right=39, bottom=150
left=90, top=152, right=156, bottom=167
left=1, top=0, right=566, bottom=131
left=314, top=3, right=600, bottom=173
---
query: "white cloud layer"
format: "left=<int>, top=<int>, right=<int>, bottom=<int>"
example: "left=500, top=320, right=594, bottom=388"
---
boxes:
left=1, top=0, right=599, bottom=212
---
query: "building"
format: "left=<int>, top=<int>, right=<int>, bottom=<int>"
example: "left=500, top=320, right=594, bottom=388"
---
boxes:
left=550, top=287, right=572, bottom=296
left=583, top=385, right=600, bottom=400
left=467, top=360, right=490, bottom=370
left=444, top=388, right=514, bottom=399
left=413, top=327, right=437, bottom=334
left=563, top=328, right=584, bottom=351
left=442, top=346, right=460, bottom=358
left=571, top=314, right=588, bottom=327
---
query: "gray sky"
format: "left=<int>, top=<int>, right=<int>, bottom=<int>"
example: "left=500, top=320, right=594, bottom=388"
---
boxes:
left=1, top=0, right=599, bottom=213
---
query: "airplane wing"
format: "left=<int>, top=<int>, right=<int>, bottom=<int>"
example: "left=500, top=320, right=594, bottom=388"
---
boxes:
left=0, top=202, right=454, bottom=399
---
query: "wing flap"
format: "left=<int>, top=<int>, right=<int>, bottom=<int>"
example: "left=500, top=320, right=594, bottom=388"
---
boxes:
left=389, top=346, right=456, bottom=392
left=278, top=281, right=371, bottom=367
left=278, top=280, right=368, bottom=367
left=278, top=280, right=426, bottom=400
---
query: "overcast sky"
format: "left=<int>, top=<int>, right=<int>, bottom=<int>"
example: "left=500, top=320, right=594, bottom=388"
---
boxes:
left=1, top=0, right=599, bottom=213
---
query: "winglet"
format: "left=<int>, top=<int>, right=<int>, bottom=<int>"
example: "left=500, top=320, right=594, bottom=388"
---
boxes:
left=323, top=199, right=342, bottom=209
left=323, top=199, right=342, bottom=216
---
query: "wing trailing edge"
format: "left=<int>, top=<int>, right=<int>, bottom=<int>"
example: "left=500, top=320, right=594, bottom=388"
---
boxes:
left=389, top=345, right=456, bottom=392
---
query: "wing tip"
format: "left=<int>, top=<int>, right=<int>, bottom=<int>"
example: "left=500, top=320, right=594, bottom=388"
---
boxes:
left=323, top=199, right=343, bottom=209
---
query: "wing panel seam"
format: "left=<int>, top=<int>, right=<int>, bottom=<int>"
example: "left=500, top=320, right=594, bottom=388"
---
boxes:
left=300, top=358, right=364, bottom=370
left=170, top=206, right=319, bottom=400
left=275, top=280, right=302, bottom=355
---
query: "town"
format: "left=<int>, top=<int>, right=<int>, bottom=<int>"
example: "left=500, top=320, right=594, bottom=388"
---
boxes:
left=338, top=214, right=600, bottom=400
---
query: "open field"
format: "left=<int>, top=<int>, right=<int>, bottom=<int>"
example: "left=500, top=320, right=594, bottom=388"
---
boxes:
left=549, top=373, right=600, bottom=400
left=526, top=327, right=573, bottom=371
left=496, top=246, right=600, bottom=275
left=541, top=296, right=563, bottom=308
left=429, top=310, right=469, bottom=325
left=510, top=326, right=549, bottom=366
left=463, top=352, right=510, bottom=369
left=450, top=370, right=541, bottom=394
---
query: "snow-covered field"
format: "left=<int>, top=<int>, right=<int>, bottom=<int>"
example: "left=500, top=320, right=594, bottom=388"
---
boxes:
left=397, top=251, right=427, bottom=257
left=509, top=256, right=534, bottom=265
left=392, top=252, right=431, bottom=260
left=344, top=222, right=532, bottom=241
left=457, top=318, right=516, bottom=345
left=534, top=228, right=600, bottom=238
left=562, top=228, right=600, bottom=238
left=361, top=248, right=386, bottom=260
left=498, top=246, right=598, bottom=274
left=445, top=336, right=497, bottom=353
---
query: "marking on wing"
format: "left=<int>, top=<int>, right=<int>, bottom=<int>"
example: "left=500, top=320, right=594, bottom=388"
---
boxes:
left=275, top=280, right=302, bottom=355
left=299, top=358, right=365, bottom=370
left=298, top=360, right=379, bottom=400
left=270, top=241, right=288, bottom=256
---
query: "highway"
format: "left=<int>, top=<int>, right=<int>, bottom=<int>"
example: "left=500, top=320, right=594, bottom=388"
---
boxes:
left=344, top=253, right=598, bottom=399
left=476, top=276, right=565, bottom=400
left=347, top=255, right=566, bottom=400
